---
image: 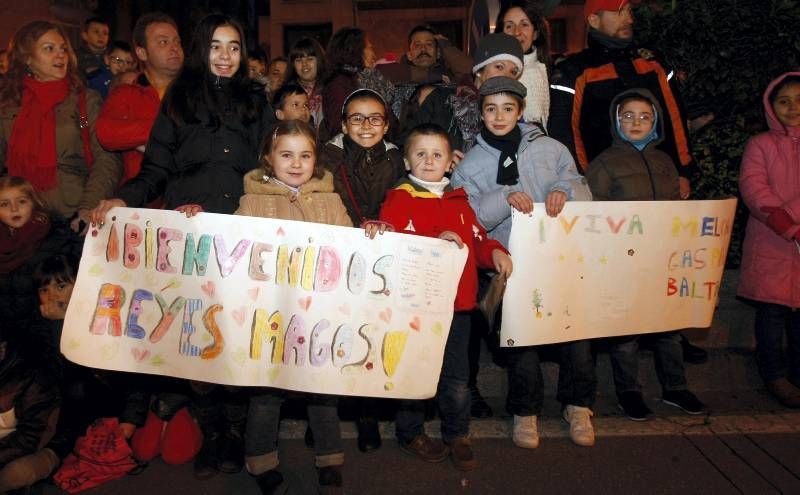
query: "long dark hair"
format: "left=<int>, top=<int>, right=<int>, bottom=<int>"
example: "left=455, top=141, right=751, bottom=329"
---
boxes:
left=494, top=1, right=552, bottom=68
left=0, top=21, right=83, bottom=110
left=324, top=27, right=366, bottom=84
left=164, top=14, right=256, bottom=125
left=286, top=37, right=327, bottom=85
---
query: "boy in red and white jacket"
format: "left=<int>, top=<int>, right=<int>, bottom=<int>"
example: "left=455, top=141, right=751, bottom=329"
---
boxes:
left=367, top=123, right=511, bottom=471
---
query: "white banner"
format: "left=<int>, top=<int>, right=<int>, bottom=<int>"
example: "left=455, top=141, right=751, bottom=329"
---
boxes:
left=501, top=199, right=736, bottom=347
left=62, top=208, right=468, bottom=399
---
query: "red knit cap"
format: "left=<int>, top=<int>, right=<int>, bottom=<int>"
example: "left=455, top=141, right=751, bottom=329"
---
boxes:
left=584, top=0, right=639, bottom=18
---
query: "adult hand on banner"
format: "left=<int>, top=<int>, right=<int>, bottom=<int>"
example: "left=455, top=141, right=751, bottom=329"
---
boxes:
left=438, top=230, right=464, bottom=248
left=545, top=190, right=567, bottom=217
left=89, top=198, right=127, bottom=226
left=507, top=191, right=533, bottom=214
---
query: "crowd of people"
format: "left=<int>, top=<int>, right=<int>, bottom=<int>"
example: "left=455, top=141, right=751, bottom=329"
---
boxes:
left=0, top=0, right=799, bottom=493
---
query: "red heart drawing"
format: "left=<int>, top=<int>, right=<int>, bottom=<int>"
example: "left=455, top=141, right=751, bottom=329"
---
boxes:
left=338, top=303, right=350, bottom=316
left=232, top=307, right=246, bottom=326
left=298, top=296, right=312, bottom=311
left=131, top=212, right=140, bottom=220
left=248, top=287, right=259, bottom=301
left=379, top=308, right=392, bottom=324
left=201, top=281, right=216, bottom=297
left=409, top=316, right=421, bottom=332
left=276, top=227, right=285, bottom=237
left=132, top=348, right=150, bottom=362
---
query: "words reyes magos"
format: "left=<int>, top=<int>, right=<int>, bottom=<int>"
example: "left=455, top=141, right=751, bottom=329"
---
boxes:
left=86, top=214, right=446, bottom=383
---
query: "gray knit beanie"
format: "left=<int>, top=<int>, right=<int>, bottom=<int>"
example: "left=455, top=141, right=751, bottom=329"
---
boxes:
left=471, top=33, right=524, bottom=75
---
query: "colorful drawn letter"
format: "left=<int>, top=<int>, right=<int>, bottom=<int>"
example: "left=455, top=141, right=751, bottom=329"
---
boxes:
left=248, top=242, right=273, bottom=281
left=214, top=235, right=251, bottom=278
left=347, top=252, right=366, bottom=294
left=310, top=319, right=331, bottom=367
left=89, top=283, right=125, bottom=336
left=149, top=295, right=187, bottom=343
left=180, top=299, right=202, bottom=356
left=182, top=234, right=213, bottom=276
left=331, top=324, right=354, bottom=368
left=314, top=246, right=341, bottom=292
left=156, top=227, right=184, bottom=273
left=342, top=324, right=381, bottom=374
left=201, top=304, right=225, bottom=359
left=250, top=309, right=285, bottom=364
left=370, top=255, right=394, bottom=295
left=283, top=314, right=308, bottom=365
left=125, top=289, right=153, bottom=339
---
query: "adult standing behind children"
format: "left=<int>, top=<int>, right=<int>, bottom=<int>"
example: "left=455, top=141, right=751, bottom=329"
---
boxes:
left=452, top=77, right=596, bottom=450
left=495, top=1, right=551, bottom=129
left=586, top=89, right=706, bottom=421
left=321, top=27, right=394, bottom=142
left=737, top=72, right=800, bottom=409
left=96, top=12, right=184, bottom=185
left=0, top=20, right=122, bottom=228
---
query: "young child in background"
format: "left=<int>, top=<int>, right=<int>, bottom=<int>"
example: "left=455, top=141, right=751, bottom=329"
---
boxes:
left=77, top=17, right=110, bottom=77
left=236, top=120, right=348, bottom=494
left=737, top=72, right=800, bottom=409
left=88, top=40, right=136, bottom=99
left=368, top=123, right=512, bottom=471
left=586, top=89, right=706, bottom=421
left=318, top=88, right=405, bottom=451
left=272, top=84, right=312, bottom=123
left=452, top=77, right=596, bottom=450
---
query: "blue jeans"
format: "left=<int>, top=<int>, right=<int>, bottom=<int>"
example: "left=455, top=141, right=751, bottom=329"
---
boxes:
left=609, top=331, right=686, bottom=395
left=244, top=389, right=343, bottom=475
left=754, top=302, right=800, bottom=383
left=396, top=312, right=471, bottom=445
left=505, top=340, right=596, bottom=416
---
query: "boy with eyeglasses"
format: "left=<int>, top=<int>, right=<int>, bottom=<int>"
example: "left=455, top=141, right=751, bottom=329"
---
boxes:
left=88, top=41, right=136, bottom=99
left=586, top=88, right=706, bottom=421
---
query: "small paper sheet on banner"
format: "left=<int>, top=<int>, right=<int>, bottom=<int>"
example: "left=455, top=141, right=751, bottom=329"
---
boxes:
left=500, top=199, right=736, bottom=347
left=62, top=208, right=468, bottom=399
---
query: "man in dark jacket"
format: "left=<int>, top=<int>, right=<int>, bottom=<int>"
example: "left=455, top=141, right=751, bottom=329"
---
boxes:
left=378, top=25, right=473, bottom=86
left=548, top=0, right=694, bottom=199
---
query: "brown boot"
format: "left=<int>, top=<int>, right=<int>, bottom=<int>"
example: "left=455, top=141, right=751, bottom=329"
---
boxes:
left=448, top=436, right=478, bottom=471
left=399, top=433, right=449, bottom=463
left=766, top=378, right=800, bottom=408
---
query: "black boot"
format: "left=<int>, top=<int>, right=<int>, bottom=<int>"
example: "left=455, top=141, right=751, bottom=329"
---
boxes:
left=217, top=421, right=245, bottom=474
left=304, top=423, right=315, bottom=448
left=356, top=417, right=381, bottom=452
left=193, top=428, right=220, bottom=480
left=255, top=469, right=285, bottom=495
left=318, top=465, right=343, bottom=494
left=680, top=334, right=708, bottom=364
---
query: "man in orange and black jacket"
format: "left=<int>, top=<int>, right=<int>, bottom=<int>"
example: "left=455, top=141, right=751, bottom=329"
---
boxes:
left=548, top=0, right=695, bottom=200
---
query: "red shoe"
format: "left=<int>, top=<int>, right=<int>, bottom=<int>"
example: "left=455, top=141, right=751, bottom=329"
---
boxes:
left=131, top=411, right=164, bottom=462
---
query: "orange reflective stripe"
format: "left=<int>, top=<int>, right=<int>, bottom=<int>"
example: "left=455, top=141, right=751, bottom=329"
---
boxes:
left=573, top=64, right=619, bottom=170
left=632, top=59, right=692, bottom=166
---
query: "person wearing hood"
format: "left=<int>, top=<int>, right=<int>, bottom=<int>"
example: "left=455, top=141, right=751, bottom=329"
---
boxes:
left=737, top=72, right=800, bottom=409
left=452, top=77, right=596, bottom=451
left=586, top=88, right=679, bottom=201
left=548, top=0, right=708, bottom=365
left=586, top=89, right=706, bottom=422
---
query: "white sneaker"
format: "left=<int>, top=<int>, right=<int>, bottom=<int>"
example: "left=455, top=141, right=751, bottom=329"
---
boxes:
left=512, top=415, right=540, bottom=448
left=563, top=405, right=595, bottom=447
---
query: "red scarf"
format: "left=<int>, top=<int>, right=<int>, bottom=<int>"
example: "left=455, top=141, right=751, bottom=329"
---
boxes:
left=7, top=77, right=71, bottom=191
left=0, top=211, right=50, bottom=274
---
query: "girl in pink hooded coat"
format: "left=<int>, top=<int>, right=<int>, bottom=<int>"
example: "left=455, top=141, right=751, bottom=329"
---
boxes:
left=738, top=72, right=800, bottom=408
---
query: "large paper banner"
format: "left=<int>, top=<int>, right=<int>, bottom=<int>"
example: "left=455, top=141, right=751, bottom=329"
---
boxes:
left=501, top=199, right=736, bottom=347
left=62, top=208, right=468, bottom=399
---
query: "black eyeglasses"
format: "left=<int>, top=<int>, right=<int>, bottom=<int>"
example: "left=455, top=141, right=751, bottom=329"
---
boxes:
left=109, top=56, right=134, bottom=66
left=345, top=114, right=385, bottom=126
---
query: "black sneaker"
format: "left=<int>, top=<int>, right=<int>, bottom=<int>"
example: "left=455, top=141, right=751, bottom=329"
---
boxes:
left=680, top=335, right=708, bottom=364
left=617, top=391, right=653, bottom=421
left=254, top=469, right=285, bottom=495
left=318, top=465, right=343, bottom=494
left=469, top=385, right=493, bottom=418
left=356, top=417, right=381, bottom=453
left=662, top=390, right=706, bottom=415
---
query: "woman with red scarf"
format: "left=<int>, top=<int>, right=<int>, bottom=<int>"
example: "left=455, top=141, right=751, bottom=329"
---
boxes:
left=0, top=21, right=122, bottom=228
